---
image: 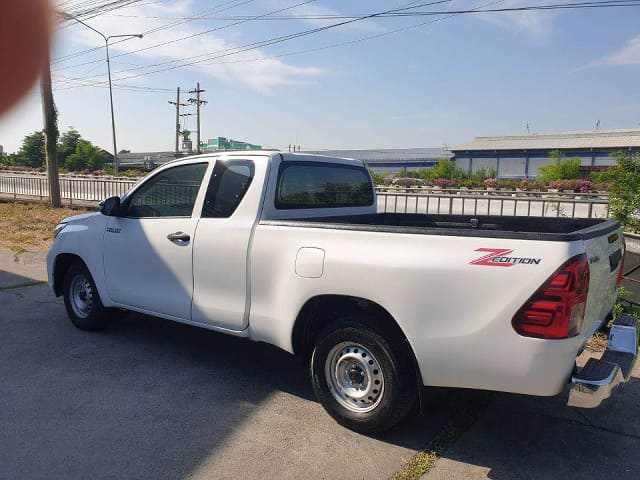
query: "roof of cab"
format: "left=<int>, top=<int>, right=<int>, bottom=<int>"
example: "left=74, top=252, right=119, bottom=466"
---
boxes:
left=160, top=150, right=365, bottom=168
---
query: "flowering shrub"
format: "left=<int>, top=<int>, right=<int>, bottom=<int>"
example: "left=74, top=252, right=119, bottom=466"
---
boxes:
left=383, top=175, right=397, bottom=186
left=395, top=177, right=422, bottom=187
left=0, top=164, right=41, bottom=173
left=518, top=179, right=545, bottom=191
left=484, top=178, right=498, bottom=188
left=576, top=180, right=594, bottom=193
left=434, top=178, right=457, bottom=188
left=548, top=181, right=560, bottom=189
left=498, top=179, right=520, bottom=190
left=593, top=182, right=613, bottom=192
left=558, top=179, right=579, bottom=191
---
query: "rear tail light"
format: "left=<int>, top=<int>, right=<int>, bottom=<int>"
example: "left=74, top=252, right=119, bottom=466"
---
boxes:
left=512, top=253, right=590, bottom=339
left=617, top=240, right=626, bottom=287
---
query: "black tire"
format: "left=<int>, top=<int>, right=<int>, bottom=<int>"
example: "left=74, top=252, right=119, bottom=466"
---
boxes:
left=310, top=317, right=417, bottom=434
left=62, top=261, right=112, bottom=331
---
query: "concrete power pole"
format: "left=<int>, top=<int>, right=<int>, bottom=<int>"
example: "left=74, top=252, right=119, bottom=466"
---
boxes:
left=168, top=87, right=186, bottom=155
left=188, top=83, right=207, bottom=154
left=40, top=57, right=61, bottom=208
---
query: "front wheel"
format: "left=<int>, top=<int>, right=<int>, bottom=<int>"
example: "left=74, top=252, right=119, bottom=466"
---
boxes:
left=310, top=318, right=417, bottom=433
left=62, top=262, right=112, bottom=331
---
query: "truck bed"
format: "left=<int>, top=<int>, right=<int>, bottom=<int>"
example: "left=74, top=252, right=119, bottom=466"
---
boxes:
left=261, top=213, right=620, bottom=241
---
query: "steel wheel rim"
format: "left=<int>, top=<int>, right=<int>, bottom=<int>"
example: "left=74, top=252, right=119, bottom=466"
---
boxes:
left=70, top=274, right=93, bottom=319
left=325, top=342, right=385, bottom=413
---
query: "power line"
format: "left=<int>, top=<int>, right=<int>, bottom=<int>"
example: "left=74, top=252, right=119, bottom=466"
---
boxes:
left=55, top=0, right=455, bottom=83
left=203, top=0, right=634, bottom=68
left=57, top=0, right=639, bottom=84
left=104, top=0, right=640, bottom=20
left=52, top=0, right=262, bottom=64
left=51, top=74, right=175, bottom=94
left=51, top=0, right=640, bottom=93
left=53, top=0, right=317, bottom=71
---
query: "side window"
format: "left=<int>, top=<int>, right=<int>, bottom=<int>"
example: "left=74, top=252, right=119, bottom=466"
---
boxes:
left=124, top=163, right=207, bottom=218
left=275, top=162, right=374, bottom=209
left=201, top=160, right=255, bottom=218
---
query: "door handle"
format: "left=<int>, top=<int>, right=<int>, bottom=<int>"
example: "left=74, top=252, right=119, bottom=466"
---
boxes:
left=167, top=231, right=190, bottom=243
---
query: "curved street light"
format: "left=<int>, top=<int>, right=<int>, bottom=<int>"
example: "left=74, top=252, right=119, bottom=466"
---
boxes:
left=58, top=12, right=143, bottom=175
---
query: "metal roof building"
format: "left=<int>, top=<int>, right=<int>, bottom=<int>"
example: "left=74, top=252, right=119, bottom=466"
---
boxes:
left=117, top=151, right=179, bottom=169
left=301, top=148, right=452, bottom=173
left=451, top=129, right=640, bottom=178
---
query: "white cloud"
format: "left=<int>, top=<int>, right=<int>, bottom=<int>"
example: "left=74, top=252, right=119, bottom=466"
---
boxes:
left=603, top=34, right=640, bottom=66
left=474, top=0, right=556, bottom=38
left=55, top=0, right=324, bottom=93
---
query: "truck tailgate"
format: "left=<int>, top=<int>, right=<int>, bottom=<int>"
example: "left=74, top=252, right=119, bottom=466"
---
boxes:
left=581, top=227, right=625, bottom=338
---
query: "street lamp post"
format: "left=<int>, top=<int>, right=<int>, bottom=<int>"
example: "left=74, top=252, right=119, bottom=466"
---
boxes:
left=59, top=13, right=142, bottom=175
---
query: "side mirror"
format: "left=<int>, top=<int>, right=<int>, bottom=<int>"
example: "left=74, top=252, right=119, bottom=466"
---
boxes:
left=99, top=196, right=121, bottom=217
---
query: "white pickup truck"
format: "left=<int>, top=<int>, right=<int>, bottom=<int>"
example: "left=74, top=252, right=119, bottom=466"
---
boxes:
left=47, top=151, right=637, bottom=433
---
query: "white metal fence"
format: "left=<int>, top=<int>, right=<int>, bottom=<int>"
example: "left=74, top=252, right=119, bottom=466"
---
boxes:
left=0, top=173, right=137, bottom=204
left=375, top=187, right=610, bottom=219
left=0, top=173, right=610, bottom=218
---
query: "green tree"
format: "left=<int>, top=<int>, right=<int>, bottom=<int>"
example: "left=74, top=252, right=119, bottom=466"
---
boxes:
left=537, top=150, right=581, bottom=182
left=118, top=149, right=130, bottom=154
left=593, top=151, right=640, bottom=231
left=428, top=158, right=465, bottom=180
left=15, top=131, right=45, bottom=168
left=57, top=129, right=82, bottom=168
left=65, top=140, right=105, bottom=172
left=368, top=169, right=386, bottom=185
left=3, top=152, right=19, bottom=166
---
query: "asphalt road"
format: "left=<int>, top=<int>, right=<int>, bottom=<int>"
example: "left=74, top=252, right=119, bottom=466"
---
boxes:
left=0, top=282, right=452, bottom=480
left=2, top=247, right=639, bottom=480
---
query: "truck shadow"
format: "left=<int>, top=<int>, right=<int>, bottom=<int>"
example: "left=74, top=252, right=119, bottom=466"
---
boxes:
left=0, top=270, right=41, bottom=288
left=105, top=311, right=452, bottom=445
left=437, top=376, right=640, bottom=479
left=0, top=293, right=454, bottom=480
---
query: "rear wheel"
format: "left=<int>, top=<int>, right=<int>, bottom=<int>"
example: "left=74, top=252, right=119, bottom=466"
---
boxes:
left=63, top=262, right=112, bottom=331
left=310, top=317, right=417, bottom=433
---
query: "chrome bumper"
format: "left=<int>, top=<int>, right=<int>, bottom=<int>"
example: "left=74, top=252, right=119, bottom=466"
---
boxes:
left=568, top=314, right=638, bottom=409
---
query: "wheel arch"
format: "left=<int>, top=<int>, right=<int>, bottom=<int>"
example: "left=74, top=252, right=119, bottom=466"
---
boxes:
left=52, top=253, right=87, bottom=297
left=291, top=294, right=422, bottom=380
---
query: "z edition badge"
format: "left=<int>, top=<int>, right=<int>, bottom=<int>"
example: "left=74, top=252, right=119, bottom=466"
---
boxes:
left=470, top=248, right=542, bottom=267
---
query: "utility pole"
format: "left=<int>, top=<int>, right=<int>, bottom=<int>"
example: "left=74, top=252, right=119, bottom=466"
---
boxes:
left=40, top=56, right=61, bottom=208
left=168, top=87, right=186, bottom=154
left=188, top=83, right=207, bottom=154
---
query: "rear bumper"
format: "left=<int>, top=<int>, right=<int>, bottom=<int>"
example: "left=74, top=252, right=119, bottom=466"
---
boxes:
left=568, top=314, right=638, bottom=408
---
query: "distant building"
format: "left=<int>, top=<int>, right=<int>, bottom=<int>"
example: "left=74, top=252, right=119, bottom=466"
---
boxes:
left=202, top=137, right=262, bottom=152
left=451, top=129, right=640, bottom=178
left=117, top=151, right=180, bottom=169
left=301, top=148, right=452, bottom=173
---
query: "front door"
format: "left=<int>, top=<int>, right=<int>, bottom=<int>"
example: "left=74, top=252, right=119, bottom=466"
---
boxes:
left=103, top=162, right=208, bottom=320
left=191, top=159, right=259, bottom=330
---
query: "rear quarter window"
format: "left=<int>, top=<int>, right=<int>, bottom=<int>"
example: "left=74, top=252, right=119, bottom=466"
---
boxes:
left=275, top=162, right=373, bottom=210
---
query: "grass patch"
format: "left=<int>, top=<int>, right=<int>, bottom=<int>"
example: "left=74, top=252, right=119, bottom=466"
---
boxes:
left=391, top=392, right=495, bottom=480
left=8, top=245, right=28, bottom=262
left=0, top=201, right=92, bottom=251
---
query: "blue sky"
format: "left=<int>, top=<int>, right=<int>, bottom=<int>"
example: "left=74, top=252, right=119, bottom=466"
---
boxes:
left=1, top=0, right=639, bottom=153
